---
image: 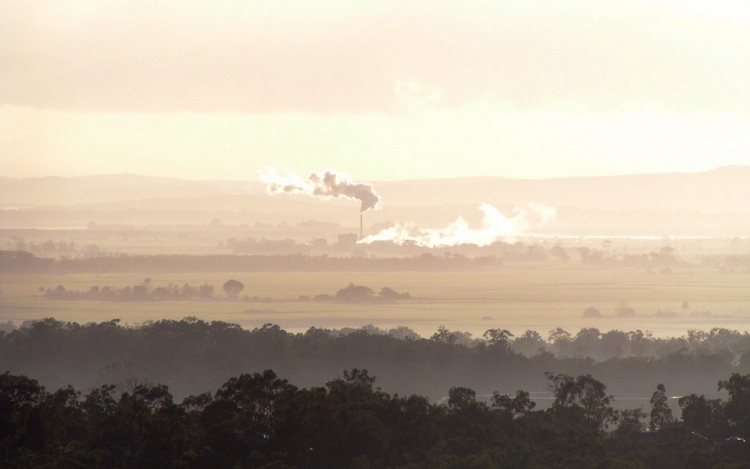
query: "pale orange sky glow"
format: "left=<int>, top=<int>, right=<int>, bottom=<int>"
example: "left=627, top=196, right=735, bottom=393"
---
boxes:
left=2, top=0, right=749, bottom=180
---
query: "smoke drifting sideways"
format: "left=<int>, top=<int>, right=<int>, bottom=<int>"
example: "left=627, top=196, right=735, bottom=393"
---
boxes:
left=262, top=169, right=380, bottom=213
left=360, top=203, right=556, bottom=248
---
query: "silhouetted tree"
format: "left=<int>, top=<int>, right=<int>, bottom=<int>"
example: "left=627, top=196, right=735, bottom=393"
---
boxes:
left=198, top=283, right=214, bottom=299
left=431, top=325, right=457, bottom=345
left=583, top=307, right=602, bottom=318
left=546, top=372, right=616, bottom=430
left=222, top=279, right=245, bottom=298
left=378, top=286, right=410, bottom=300
left=616, top=408, right=647, bottom=434
left=448, top=387, right=477, bottom=410
left=718, top=373, right=750, bottom=425
left=511, top=329, right=547, bottom=356
left=678, top=394, right=724, bottom=429
left=335, top=283, right=374, bottom=302
left=483, top=328, right=513, bottom=348
left=649, top=383, right=674, bottom=431
left=491, top=390, right=536, bottom=417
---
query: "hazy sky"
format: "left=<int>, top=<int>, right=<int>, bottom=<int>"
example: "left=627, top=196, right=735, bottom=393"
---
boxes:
left=2, top=0, right=750, bottom=181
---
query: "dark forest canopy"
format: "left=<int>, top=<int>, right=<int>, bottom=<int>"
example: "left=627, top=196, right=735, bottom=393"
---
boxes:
left=2, top=368, right=750, bottom=469
left=1, top=318, right=749, bottom=405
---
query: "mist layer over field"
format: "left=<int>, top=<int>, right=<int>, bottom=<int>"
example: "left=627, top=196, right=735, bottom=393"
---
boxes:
left=2, top=265, right=748, bottom=340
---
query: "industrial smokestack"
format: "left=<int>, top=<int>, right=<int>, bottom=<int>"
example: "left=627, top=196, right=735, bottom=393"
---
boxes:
left=360, top=212, right=363, bottom=241
left=262, top=168, right=381, bottom=213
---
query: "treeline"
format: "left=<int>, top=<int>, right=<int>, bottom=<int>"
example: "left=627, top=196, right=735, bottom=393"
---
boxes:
left=9, top=238, right=103, bottom=257
left=37, top=280, right=410, bottom=304
left=332, top=324, right=750, bottom=363
left=0, top=250, right=503, bottom=274
left=1, top=318, right=749, bottom=404
left=5, top=249, right=749, bottom=275
left=40, top=281, right=217, bottom=302
left=2, top=368, right=750, bottom=469
left=511, top=327, right=750, bottom=363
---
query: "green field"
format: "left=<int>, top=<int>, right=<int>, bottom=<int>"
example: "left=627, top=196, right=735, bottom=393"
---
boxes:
left=1, top=264, right=749, bottom=338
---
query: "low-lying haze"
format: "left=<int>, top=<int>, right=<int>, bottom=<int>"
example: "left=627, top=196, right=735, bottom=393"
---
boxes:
left=3, top=168, right=749, bottom=237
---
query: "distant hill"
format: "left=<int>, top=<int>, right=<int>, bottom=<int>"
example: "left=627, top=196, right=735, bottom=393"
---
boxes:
left=2, top=167, right=749, bottom=236
left=374, top=166, right=750, bottom=213
left=0, top=174, right=263, bottom=208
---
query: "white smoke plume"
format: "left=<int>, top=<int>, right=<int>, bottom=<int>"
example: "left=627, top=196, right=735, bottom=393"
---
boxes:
left=360, top=203, right=556, bottom=247
left=262, top=168, right=381, bottom=212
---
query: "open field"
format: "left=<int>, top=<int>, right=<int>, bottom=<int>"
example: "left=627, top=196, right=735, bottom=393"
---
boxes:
left=1, top=264, right=749, bottom=338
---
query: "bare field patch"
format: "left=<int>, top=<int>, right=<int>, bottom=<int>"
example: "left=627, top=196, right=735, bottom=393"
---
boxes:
left=1, top=265, right=748, bottom=338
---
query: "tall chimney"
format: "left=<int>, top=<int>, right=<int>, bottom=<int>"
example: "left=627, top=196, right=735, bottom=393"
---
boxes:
left=360, top=213, right=363, bottom=240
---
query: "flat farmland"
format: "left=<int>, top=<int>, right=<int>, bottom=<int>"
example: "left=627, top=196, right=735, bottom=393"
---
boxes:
left=1, top=264, right=749, bottom=338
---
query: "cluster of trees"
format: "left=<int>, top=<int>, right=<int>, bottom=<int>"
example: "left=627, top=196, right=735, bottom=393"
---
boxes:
left=324, top=283, right=411, bottom=303
left=2, top=318, right=749, bottom=404
left=0, top=250, right=55, bottom=274
left=2, top=368, right=749, bottom=469
left=9, top=238, right=84, bottom=256
left=39, top=279, right=247, bottom=301
left=574, top=246, right=685, bottom=270
left=703, top=254, right=750, bottom=273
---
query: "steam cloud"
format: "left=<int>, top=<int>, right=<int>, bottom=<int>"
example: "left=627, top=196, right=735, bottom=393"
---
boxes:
left=360, top=203, right=556, bottom=247
left=262, top=169, right=380, bottom=212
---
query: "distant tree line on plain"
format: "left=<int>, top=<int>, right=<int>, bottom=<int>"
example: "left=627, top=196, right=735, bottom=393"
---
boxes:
left=8, top=237, right=87, bottom=256
left=37, top=279, right=411, bottom=304
left=1, top=318, right=748, bottom=405
left=4, top=249, right=748, bottom=274
left=2, top=366, right=750, bottom=469
left=0, top=250, right=503, bottom=274
left=40, top=280, right=218, bottom=302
